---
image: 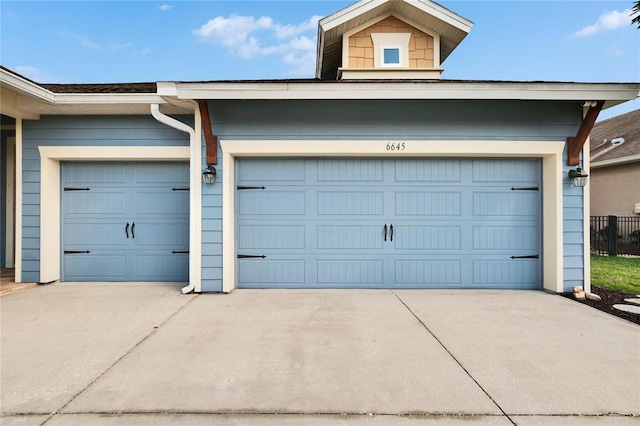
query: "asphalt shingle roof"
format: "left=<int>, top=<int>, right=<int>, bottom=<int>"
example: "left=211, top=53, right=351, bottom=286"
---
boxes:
left=590, top=109, right=640, bottom=163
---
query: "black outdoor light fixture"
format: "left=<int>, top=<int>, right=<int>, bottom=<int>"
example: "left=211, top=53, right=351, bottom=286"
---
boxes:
left=568, top=167, right=588, bottom=187
left=202, top=164, right=217, bottom=185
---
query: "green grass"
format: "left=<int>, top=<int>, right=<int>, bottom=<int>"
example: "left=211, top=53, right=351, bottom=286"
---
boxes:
left=590, top=255, right=640, bottom=294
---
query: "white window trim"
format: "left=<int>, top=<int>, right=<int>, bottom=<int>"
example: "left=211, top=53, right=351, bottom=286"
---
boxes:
left=220, top=139, right=565, bottom=294
left=380, top=46, right=403, bottom=67
left=371, top=33, right=411, bottom=68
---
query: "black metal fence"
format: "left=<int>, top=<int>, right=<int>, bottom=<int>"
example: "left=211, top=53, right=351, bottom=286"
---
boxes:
left=590, top=216, right=640, bottom=256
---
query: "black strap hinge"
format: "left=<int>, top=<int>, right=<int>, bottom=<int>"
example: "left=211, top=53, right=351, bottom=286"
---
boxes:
left=510, top=255, right=539, bottom=259
left=237, top=186, right=266, bottom=190
left=172, top=188, right=189, bottom=191
left=64, top=250, right=90, bottom=254
left=238, top=254, right=266, bottom=259
left=64, top=187, right=90, bottom=191
left=510, top=187, right=539, bottom=191
left=171, top=251, right=189, bottom=254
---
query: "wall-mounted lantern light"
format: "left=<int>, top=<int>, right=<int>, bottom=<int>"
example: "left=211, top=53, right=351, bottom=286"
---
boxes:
left=202, top=165, right=217, bottom=185
left=568, top=167, right=588, bottom=187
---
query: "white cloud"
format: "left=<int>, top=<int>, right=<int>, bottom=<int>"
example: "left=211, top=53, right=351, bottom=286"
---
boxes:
left=193, top=14, right=321, bottom=75
left=573, top=9, right=632, bottom=37
left=159, top=4, right=172, bottom=12
left=58, top=30, right=130, bottom=52
left=7, top=11, right=18, bottom=19
left=138, top=47, right=152, bottom=55
left=14, top=66, right=70, bottom=83
left=605, top=43, right=624, bottom=57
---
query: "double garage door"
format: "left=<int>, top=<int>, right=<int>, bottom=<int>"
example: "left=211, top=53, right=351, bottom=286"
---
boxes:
left=62, top=162, right=189, bottom=282
left=237, top=158, right=541, bottom=289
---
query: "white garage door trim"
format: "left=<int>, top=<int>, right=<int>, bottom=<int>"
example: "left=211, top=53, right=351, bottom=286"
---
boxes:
left=38, top=146, right=193, bottom=286
left=221, top=139, right=565, bottom=293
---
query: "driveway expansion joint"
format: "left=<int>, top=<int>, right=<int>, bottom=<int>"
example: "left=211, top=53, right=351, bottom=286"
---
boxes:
left=39, top=294, right=199, bottom=426
left=391, top=290, right=516, bottom=426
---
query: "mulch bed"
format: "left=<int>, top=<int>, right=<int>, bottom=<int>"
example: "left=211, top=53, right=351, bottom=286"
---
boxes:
left=562, top=285, right=640, bottom=325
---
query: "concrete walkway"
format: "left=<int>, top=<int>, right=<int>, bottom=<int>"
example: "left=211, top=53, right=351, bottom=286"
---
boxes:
left=1, top=284, right=638, bottom=425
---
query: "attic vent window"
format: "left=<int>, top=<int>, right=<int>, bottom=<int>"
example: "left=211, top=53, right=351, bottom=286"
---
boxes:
left=382, top=47, right=401, bottom=66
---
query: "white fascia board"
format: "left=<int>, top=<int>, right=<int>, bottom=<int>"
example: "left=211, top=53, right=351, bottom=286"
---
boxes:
left=53, top=93, right=166, bottom=105
left=319, top=0, right=471, bottom=33
left=171, top=81, right=640, bottom=102
left=157, top=81, right=179, bottom=97
left=591, top=154, right=640, bottom=168
left=410, top=0, right=473, bottom=32
left=0, top=68, right=55, bottom=102
left=319, top=0, right=382, bottom=31
left=17, top=92, right=167, bottom=107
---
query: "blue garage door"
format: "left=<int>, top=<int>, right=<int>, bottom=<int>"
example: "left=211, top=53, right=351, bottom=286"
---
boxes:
left=62, top=162, right=189, bottom=281
left=237, top=158, right=540, bottom=289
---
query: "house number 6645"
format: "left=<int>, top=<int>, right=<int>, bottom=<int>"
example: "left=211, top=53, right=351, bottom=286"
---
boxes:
left=386, top=142, right=406, bottom=151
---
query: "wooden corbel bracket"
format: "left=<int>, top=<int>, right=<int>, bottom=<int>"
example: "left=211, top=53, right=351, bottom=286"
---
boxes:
left=197, top=100, right=218, bottom=165
left=567, top=101, right=604, bottom=166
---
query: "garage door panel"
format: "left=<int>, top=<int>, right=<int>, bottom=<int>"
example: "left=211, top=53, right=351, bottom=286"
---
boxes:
left=317, top=159, right=383, bottom=182
left=317, top=260, right=383, bottom=285
left=133, top=221, right=189, bottom=247
left=135, top=163, right=189, bottom=184
left=64, top=191, right=126, bottom=216
left=239, top=225, right=306, bottom=250
left=473, top=192, right=538, bottom=216
left=394, top=225, right=462, bottom=250
left=317, top=225, right=382, bottom=250
left=395, top=260, right=462, bottom=286
left=395, top=192, right=461, bottom=216
left=473, top=260, right=538, bottom=288
left=64, top=223, right=126, bottom=247
left=239, top=259, right=305, bottom=285
left=64, top=163, right=126, bottom=184
left=472, top=225, right=538, bottom=250
left=136, top=191, right=189, bottom=215
left=64, top=254, right=127, bottom=281
left=238, top=158, right=305, bottom=182
left=238, top=191, right=305, bottom=216
left=395, top=159, right=461, bottom=182
left=473, top=159, right=539, bottom=183
left=317, top=191, right=383, bottom=216
left=136, top=254, right=188, bottom=280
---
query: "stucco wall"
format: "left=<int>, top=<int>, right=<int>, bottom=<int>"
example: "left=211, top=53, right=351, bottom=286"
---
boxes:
left=590, top=162, right=640, bottom=217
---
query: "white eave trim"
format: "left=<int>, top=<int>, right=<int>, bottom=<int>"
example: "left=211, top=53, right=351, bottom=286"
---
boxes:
left=161, top=81, right=640, bottom=103
left=591, top=154, right=640, bottom=168
left=0, top=68, right=56, bottom=102
left=319, top=0, right=472, bottom=33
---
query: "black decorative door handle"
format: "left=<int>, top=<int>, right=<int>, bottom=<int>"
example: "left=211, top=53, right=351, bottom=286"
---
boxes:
left=390, top=224, right=394, bottom=242
left=131, top=222, right=135, bottom=239
left=125, top=222, right=129, bottom=238
left=384, top=224, right=387, bottom=241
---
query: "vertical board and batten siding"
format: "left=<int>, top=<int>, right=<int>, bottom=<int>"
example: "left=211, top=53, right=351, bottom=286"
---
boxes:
left=20, top=115, right=190, bottom=283
left=202, top=99, right=584, bottom=292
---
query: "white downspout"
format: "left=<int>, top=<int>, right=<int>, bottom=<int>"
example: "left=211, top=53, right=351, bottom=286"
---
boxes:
left=151, top=104, right=199, bottom=294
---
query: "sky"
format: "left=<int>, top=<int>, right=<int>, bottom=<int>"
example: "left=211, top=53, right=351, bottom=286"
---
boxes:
left=1, top=0, right=639, bottom=121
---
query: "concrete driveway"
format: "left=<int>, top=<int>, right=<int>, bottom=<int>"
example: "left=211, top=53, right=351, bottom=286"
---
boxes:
left=1, top=284, right=638, bottom=425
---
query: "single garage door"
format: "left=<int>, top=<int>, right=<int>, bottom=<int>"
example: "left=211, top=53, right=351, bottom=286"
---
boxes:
left=237, top=158, right=540, bottom=289
left=62, top=162, right=189, bottom=281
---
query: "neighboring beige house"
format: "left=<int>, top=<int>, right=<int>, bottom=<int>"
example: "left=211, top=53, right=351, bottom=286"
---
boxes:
left=590, top=109, right=640, bottom=217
